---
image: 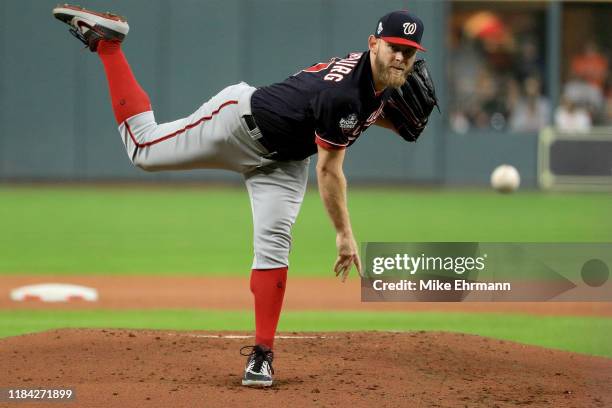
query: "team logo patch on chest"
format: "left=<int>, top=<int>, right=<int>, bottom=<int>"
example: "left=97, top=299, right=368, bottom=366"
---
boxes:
left=339, top=113, right=359, bottom=130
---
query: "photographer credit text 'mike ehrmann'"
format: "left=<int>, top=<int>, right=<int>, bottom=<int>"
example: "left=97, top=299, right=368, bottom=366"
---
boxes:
left=369, top=252, right=512, bottom=292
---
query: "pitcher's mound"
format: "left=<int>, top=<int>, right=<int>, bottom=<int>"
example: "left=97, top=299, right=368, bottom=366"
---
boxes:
left=1, top=329, right=611, bottom=407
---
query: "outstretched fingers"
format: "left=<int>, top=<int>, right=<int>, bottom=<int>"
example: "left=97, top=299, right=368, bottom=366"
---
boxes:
left=334, top=255, right=360, bottom=282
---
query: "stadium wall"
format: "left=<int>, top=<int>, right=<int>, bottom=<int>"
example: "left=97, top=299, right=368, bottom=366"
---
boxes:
left=0, top=0, right=544, bottom=187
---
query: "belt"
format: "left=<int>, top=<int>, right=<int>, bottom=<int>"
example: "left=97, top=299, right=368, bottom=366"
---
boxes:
left=243, top=114, right=258, bottom=132
left=242, top=114, right=278, bottom=159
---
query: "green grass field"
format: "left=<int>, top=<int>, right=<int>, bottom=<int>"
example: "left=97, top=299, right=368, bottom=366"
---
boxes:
left=1, top=186, right=611, bottom=357
left=1, top=186, right=611, bottom=275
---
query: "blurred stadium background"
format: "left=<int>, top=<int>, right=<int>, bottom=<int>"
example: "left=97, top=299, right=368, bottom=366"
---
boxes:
left=0, top=0, right=609, bottom=187
left=1, top=0, right=611, bottom=357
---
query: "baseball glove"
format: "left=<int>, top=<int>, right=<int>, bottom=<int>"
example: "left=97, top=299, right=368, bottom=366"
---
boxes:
left=383, top=59, right=439, bottom=142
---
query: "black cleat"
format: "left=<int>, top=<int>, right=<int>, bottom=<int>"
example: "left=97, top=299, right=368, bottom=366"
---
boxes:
left=240, top=345, right=274, bottom=387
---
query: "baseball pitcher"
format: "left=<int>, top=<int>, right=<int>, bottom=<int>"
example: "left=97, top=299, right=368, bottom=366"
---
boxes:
left=52, top=4, right=438, bottom=387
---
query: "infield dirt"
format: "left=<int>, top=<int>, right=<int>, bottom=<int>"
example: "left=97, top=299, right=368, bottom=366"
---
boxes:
left=1, top=276, right=611, bottom=316
left=1, top=328, right=611, bottom=408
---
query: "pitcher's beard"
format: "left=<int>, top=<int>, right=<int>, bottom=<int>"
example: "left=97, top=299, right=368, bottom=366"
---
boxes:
left=375, top=55, right=409, bottom=88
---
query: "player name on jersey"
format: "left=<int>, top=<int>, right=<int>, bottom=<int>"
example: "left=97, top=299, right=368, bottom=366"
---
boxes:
left=323, top=53, right=362, bottom=82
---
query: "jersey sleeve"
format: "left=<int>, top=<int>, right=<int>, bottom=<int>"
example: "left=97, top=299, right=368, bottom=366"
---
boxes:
left=310, top=88, right=359, bottom=151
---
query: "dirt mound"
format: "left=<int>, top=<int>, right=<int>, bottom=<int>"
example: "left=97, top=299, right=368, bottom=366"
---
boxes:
left=1, top=329, right=611, bottom=408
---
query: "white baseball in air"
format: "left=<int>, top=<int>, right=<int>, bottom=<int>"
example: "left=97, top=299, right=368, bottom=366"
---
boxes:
left=490, top=165, right=520, bottom=193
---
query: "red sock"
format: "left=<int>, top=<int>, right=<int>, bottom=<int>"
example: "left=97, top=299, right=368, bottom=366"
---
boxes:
left=250, top=267, right=288, bottom=350
left=97, top=40, right=151, bottom=124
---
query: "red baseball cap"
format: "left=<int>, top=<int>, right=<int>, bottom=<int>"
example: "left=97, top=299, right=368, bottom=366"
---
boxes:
left=374, top=10, right=426, bottom=51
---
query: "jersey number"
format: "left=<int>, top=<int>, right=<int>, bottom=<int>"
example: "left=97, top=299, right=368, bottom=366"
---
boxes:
left=302, top=58, right=336, bottom=73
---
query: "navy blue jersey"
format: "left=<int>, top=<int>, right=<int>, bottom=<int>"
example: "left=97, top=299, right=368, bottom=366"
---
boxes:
left=251, top=51, right=392, bottom=161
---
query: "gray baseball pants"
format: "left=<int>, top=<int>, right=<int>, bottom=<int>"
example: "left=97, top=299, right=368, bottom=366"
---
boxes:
left=117, top=82, right=310, bottom=269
